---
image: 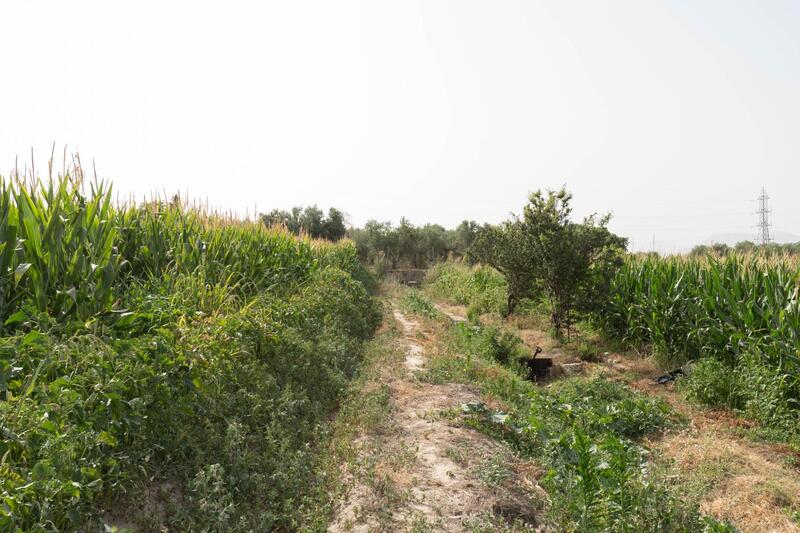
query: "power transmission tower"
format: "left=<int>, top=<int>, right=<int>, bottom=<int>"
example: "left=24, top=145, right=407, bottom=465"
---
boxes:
left=755, top=187, right=772, bottom=245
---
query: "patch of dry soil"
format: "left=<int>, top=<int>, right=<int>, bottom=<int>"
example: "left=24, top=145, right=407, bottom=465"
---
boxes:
left=433, top=303, right=467, bottom=323
left=328, top=307, right=544, bottom=532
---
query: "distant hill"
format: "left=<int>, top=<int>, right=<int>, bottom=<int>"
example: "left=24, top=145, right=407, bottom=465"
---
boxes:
left=706, top=231, right=800, bottom=246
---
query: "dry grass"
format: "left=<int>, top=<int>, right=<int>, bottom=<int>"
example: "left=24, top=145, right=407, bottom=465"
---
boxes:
left=660, top=430, right=800, bottom=532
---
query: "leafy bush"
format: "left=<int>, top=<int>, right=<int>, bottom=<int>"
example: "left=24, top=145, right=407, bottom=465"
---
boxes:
left=737, top=355, right=800, bottom=437
left=448, top=321, right=526, bottom=367
left=424, top=261, right=507, bottom=316
left=678, top=353, right=800, bottom=446
left=521, top=379, right=730, bottom=531
left=680, top=358, right=742, bottom=409
left=691, top=353, right=798, bottom=439
left=531, top=378, right=673, bottom=440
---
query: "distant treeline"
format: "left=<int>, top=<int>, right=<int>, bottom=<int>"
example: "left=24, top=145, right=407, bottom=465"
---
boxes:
left=260, top=207, right=480, bottom=269
left=260, top=205, right=347, bottom=241
left=348, top=219, right=480, bottom=269
left=690, top=241, right=800, bottom=257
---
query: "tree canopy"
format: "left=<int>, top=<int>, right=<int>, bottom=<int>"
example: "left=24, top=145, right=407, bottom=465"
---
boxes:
left=260, top=205, right=347, bottom=241
left=470, top=188, right=627, bottom=333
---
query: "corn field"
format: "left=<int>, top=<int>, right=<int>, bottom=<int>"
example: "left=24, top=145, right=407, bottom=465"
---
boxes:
left=0, top=168, right=380, bottom=531
left=598, top=254, right=800, bottom=396
left=0, top=171, right=321, bottom=328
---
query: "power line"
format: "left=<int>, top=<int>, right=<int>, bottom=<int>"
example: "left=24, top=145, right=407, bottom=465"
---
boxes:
left=613, top=211, right=753, bottom=220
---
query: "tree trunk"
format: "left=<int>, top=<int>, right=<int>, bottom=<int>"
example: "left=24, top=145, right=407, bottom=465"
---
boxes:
left=505, top=291, right=517, bottom=317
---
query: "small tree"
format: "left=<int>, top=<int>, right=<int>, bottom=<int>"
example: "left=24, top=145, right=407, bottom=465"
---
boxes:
left=323, top=208, right=347, bottom=241
left=469, top=220, right=538, bottom=316
left=522, top=188, right=626, bottom=335
left=455, top=220, right=480, bottom=260
left=689, top=244, right=710, bottom=257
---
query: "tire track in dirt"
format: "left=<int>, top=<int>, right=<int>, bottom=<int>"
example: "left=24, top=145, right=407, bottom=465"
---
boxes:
left=328, top=306, right=542, bottom=532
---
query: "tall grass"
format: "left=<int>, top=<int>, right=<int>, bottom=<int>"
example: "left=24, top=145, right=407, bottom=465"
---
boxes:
left=424, top=260, right=507, bottom=316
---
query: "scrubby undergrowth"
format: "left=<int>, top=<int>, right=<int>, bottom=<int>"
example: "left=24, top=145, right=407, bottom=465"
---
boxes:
left=424, top=258, right=800, bottom=447
left=408, top=289, right=736, bottom=531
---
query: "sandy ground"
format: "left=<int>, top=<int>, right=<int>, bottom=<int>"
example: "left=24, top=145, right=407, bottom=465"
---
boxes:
left=328, top=307, right=544, bottom=532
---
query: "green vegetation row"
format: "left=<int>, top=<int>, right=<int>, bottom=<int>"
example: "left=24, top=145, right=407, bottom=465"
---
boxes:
left=0, top=172, right=381, bottom=531
left=401, top=291, right=734, bottom=532
left=690, top=240, right=800, bottom=258
left=349, top=218, right=480, bottom=269
left=260, top=205, right=347, bottom=241
left=596, top=254, right=800, bottom=441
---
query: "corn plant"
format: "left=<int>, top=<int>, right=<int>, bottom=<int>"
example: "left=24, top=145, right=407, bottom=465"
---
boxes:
left=596, top=253, right=800, bottom=433
left=599, top=254, right=799, bottom=367
left=0, top=174, right=121, bottom=326
left=116, top=203, right=316, bottom=296
left=0, top=167, right=381, bottom=530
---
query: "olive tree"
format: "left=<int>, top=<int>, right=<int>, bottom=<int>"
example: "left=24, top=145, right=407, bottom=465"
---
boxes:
left=260, top=205, right=347, bottom=241
left=469, top=220, right=538, bottom=316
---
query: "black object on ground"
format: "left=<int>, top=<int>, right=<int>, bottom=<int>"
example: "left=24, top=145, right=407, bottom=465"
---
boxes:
left=655, top=368, right=684, bottom=385
left=523, top=346, right=552, bottom=379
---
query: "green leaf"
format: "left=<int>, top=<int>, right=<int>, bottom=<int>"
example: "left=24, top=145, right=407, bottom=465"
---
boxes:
left=14, top=262, right=32, bottom=284
left=97, top=431, right=118, bottom=447
left=32, top=461, right=54, bottom=481
left=40, top=419, right=58, bottom=433
left=20, top=331, right=48, bottom=348
left=4, top=310, right=29, bottom=326
left=63, top=481, right=81, bottom=499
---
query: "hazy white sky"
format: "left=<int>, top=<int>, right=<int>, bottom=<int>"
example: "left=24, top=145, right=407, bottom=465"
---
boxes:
left=2, top=1, right=798, bottom=252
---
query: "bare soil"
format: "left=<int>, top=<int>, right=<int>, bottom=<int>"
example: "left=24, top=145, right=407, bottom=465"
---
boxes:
left=328, top=307, right=544, bottom=532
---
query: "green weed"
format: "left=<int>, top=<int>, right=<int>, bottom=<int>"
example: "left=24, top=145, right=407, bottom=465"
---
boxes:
left=400, top=290, right=439, bottom=318
left=426, top=313, right=736, bottom=532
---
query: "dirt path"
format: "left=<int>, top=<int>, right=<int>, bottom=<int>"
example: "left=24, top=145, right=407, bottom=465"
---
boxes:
left=433, top=303, right=467, bottom=323
left=328, top=306, right=542, bottom=532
